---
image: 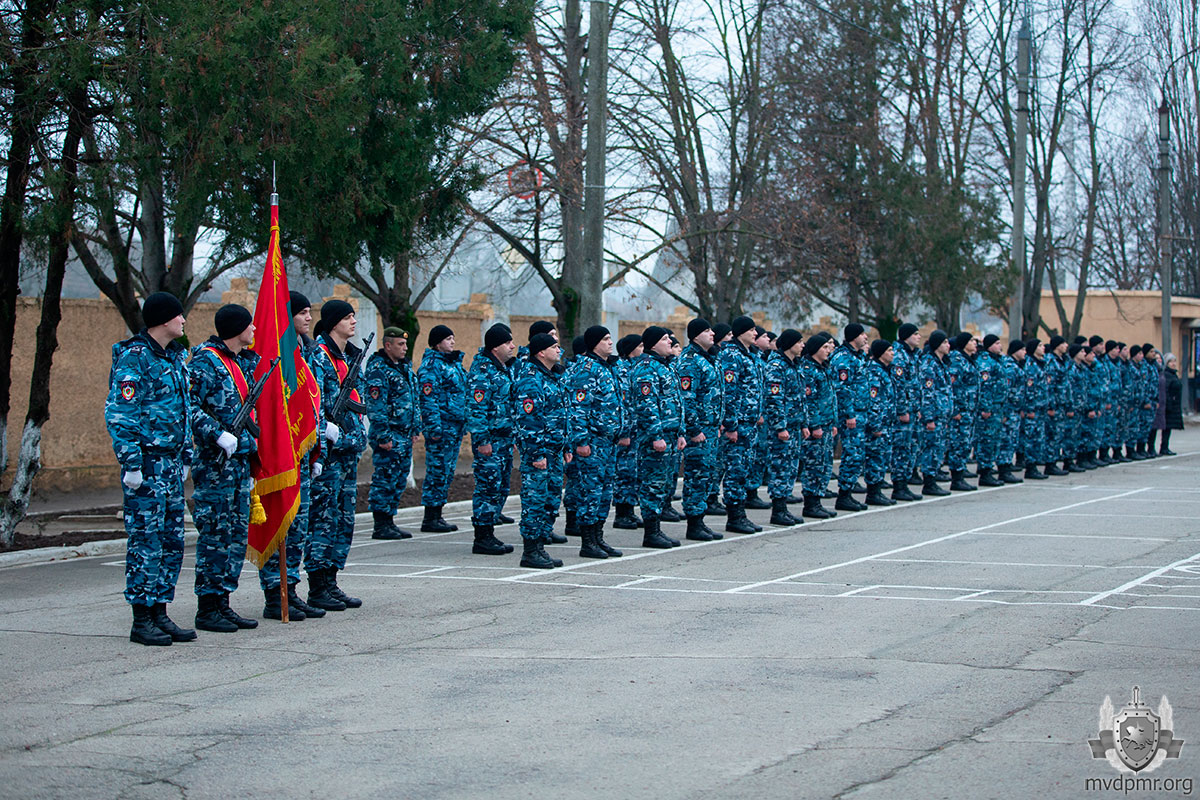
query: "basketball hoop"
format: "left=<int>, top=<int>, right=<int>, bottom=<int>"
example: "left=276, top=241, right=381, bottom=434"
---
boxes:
left=507, top=161, right=543, bottom=200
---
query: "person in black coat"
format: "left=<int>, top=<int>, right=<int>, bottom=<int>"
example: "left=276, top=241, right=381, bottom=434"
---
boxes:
left=1158, top=354, right=1184, bottom=455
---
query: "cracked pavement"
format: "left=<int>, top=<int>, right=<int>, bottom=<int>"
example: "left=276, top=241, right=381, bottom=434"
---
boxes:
left=1, top=429, right=1197, bottom=798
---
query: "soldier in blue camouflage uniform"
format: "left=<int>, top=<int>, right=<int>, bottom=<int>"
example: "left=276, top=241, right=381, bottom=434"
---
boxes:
left=566, top=325, right=627, bottom=557
left=1042, top=336, right=1073, bottom=475
left=707, top=323, right=734, bottom=515
left=830, top=323, right=870, bottom=511
left=890, top=324, right=923, bottom=501
left=189, top=304, right=260, bottom=632
left=106, top=292, right=195, bottom=646
left=1136, top=345, right=1159, bottom=457
left=744, top=327, right=773, bottom=511
left=259, top=292, right=325, bottom=621
left=973, top=334, right=1009, bottom=486
left=718, top=316, right=765, bottom=533
left=513, top=333, right=570, bottom=569
left=612, top=334, right=644, bottom=529
left=1065, top=343, right=1094, bottom=470
left=630, top=326, right=687, bottom=547
left=1100, top=340, right=1128, bottom=462
left=798, top=333, right=838, bottom=518
left=763, top=329, right=806, bottom=524
left=998, top=340, right=1027, bottom=480
left=464, top=324, right=518, bottom=556
left=1020, top=338, right=1051, bottom=479
left=945, top=333, right=980, bottom=491
left=676, top=319, right=725, bottom=539
left=861, top=339, right=898, bottom=506
left=306, top=300, right=368, bottom=611
left=364, top=327, right=420, bottom=541
left=918, top=330, right=953, bottom=497
left=560, top=335, right=589, bottom=535
left=417, top=324, right=467, bottom=531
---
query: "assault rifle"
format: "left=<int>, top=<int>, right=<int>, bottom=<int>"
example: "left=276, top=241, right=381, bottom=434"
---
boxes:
left=328, top=332, right=374, bottom=425
left=217, top=355, right=280, bottom=466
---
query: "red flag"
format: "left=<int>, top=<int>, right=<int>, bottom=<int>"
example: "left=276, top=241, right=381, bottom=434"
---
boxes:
left=246, top=195, right=317, bottom=567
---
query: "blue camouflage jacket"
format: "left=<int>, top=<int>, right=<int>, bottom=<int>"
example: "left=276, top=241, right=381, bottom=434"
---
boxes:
left=918, top=351, right=952, bottom=421
left=1001, top=354, right=1024, bottom=414
left=513, top=358, right=570, bottom=461
left=676, top=342, right=723, bottom=436
left=629, top=352, right=685, bottom=444
left=364, top=350, right=420, bottom=447
left=718, top=341, right=762, bottom=433
left=798, top=355, right=838, bottom=429
left=862, top=358, right=896, bottom=435
left=313, top=334, right=367, bottom=455
left=188, top=337, right=260, bottom=460
left=417, top=348, right=467, bottom=438
left=764, top=352, right=804, bottom=431
left=1022, top=356, right=1050, bottom=412
left=465, top=349, right=514, bottom=446
left=830, top=344, right=868, bottom=421
left=975, top=351, right=1007, bottom=415
left=106, top=330, right=194, bottom=471
left=946, top=350, right=979, bottom=416
left=1068, top=360, right=1093, bottom=414
left=891, top=341, right=921, bottom=417
left=1045, top=353, right=1072, bottom=411
left=566, top=352, right=625, bottom=446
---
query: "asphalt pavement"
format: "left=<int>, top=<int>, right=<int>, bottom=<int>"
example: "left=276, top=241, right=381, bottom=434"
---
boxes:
left=1, top=430, right=1198, bottom=799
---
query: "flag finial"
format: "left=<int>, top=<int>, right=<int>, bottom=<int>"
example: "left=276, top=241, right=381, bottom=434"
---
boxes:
left=270, top=161, right=278, bottom=207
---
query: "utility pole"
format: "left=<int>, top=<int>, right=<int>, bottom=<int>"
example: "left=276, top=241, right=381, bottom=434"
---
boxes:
left=1158, top=96, right=1172, bottom=356
left=1008, top=15, right=1031, bottom=340
left=581, top=0, right=609, bottom=331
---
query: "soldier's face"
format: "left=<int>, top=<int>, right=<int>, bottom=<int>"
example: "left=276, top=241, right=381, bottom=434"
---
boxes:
left=1034, top=343, right=1045, bottom=358
left=436, top=334, right=455, bottom=353
left=653, top=337, right=673, bottom=357
left=495, top=339, right=517, bottom=361
left=630, top=344, right=644, bottom=358
left=541, top=345, right=561, bottom=365
left=815, top=340, right=835, bottom=362
left=1054, top=343, right=1068, bottom=357
left=936, top=340, right=950, bottom=357
left=333, top=314, right=356, bottom=339
left=852, top=332, right=869, bottom=350
left=383, top=336, right=407, bottom=360
left=879, top=347, right=894, bottom=365
left=755, top=333, right=771, bottom=351
left=164, top=314, right=185, bottom=339
left=964, top=339, right=978, bottom=355
left=292, top=308, right=312, bottom=337
left=989, top=342, right=1002, bottom=355
left=694, top=329, right=714, bottom=349
left=1085, top=351, right=1095, bottom=364
left=906, top=332, right=922, bottom=349
left=235, top=322, right=255, bottom=349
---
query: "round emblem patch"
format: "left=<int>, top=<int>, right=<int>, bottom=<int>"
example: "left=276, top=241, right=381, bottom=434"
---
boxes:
left=724, top=370, right=735, bottom=383
left=805, top=386, right=812, bottom=396
left=368, top=385, right=381, bottom=399
left=422, top=382, right=433, bottom=395
left=981, top=372, right=989, bottom=381
left=680, top=376, right=692, bottom=391
left=473, top=389, right=485, bottom=403
left=120, top=381, right=136, bottom=400
left=522, top=398, right=534, bottom=414
left=838, top=369, right=848, bottom=381
left=640, top=382, right=651, bottom=395
left=925, top=379, right=933, bottom=388
left=575, top=390, right=586, bottom=402
left=769, top=383, right=781, bottom=395
left=1027, top=378, right=1034, bottom=386
left=870, top=387, right=878, bottom=398
left=896, top=368, right=903, bottom=376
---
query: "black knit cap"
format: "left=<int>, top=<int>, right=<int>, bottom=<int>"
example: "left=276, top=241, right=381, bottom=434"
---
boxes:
left=802, top=334, right=827, bottom=356
left=214, top=304, right=252, bottom=340
left=570, top=335, right=586, bottom=357
left=617, top=333, right=642, bottom=357
left=686, top=318, right=711, bottom=341
left=428, top=324, right=453, bottom=347
left=142, top=292, right=184, bottom=329
left=898, top=322, right=919, bottom=341
left=982, top=333, right=1000, bottom=349
left=1130, top=344, right=1142, bottom=357
left=754, top=325, right=765, bottom=338
left=870, top=339, right=893, bottom=359
left=584, top=325, right=610, bottom=352
left=528, top=332, right=558, bottom=356
left=844, top=322, right=865, bottom=342
left=1025, top=337, right=1041, bottom=353
left=776, top=328, right=802, bottom=353
left=1048, top=335, right=1066, bottom=351
left=1142, top=342, right=1155, bottom=354
left=711, top=322, right=732, bottom=342
left=319, top=300, right=354, bottom=337
left=951, top=332, right=972, bottom=350
left=289, top=291, right=311, bottom=317
left=766, top=331, right=777, bottom=342
left=642, top=325, right=669, bottom=351
left=529, top=320, right=555, bottom=339
left=927, top=329, right=949, bottom=352
left=1008, top=339, right=1026, bottom=355
left=484, top=323, right=512, bottom=351
left=1105, top=339, right=1119, bottom=353
left=731, top=315, right=756, bottom=338
left=1069, top=343, right=1083, bottom=359
left=1073, top=335, right=1087, bottom=345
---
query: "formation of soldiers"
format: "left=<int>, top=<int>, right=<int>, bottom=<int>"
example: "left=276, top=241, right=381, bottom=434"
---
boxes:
left=106, top=294, right=1168, bottom=646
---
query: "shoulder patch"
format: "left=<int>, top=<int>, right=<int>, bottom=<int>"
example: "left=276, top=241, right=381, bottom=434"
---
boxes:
left=980, top=372, right=989, bottom=381
left=724, top=370, right=735, bottom=383
left=473, top=388, right=485, bottom=403
left=575, top=389, right=586, bottom=403
left=838, top=369, right=848, bottom=381
left=869, top=386, right=878, bottom=398
left=119, top=381, right=136, bottom=401
left=949, top=375, right=956, bottom=383
left=368, top=385, right=381, bottom=399
left=769, top=382, right=781, bottom=395
left=679, top=376, right=692, bottom=391
left=422, top=382, right=433, bottom=395
left=805, top=386, right=812, bottom=396
left=895, top=368, right=903, bottom=376
left=640, top=381, right=652, bottom=395
left=925, top=379, right=933, bottom=388
left=522, top=398, right=535, bottom=414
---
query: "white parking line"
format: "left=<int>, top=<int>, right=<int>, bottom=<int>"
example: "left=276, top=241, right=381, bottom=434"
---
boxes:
left=1080, top=549, right=1200, bottom=605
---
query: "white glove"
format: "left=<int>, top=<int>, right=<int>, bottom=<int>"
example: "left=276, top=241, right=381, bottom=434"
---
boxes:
left=406, top=472, right=417, bottom=490
left=216, top=431, right=238, bottom=457
left=122, top=470, right=143, bottom=490
left=324, top=421, right=340, bottom=444
left=312, top=462, right=324, bottom=479
left=182, top=466, right=190, bottom=483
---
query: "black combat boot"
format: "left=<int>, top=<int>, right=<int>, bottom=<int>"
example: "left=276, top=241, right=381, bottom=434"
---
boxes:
left=1064, top=458, right=1085, bottom=473
left=131, top=604, right=172, bottom=646
left=195, top=594, right=238, bottom=632
left=613, top=503, right=641, bottom=529
left=594, top=523, right=623, bottom=557
left=639, top=515, right=670, bottom=548
left=769, top=497, right=802, bottom=525
left=744, top=489, right=771, bottom=510
left=865, top=483, right=896, bottom=506
left=564, top=509, right=581, bottom=537
left=850, top=480, right=868, bottom=494
left=263, top=587, right=306, bottom=622
left=921, top=474, right=950, bottom=497
left=705, top=494, right=726, bottom=516
left=218, top=593, right=258, bottom=629
left=934, top=468, right=951, bottom=481
left=287, top=583, right=324, bottom=618
left=150, top=602, right=196, bottom=641
left=786, top=493, right=804, bottom=505
left=1024, top=463, right=1047, bottom=480
left=540, top=537, right=564, bottom=566
left=949, top=470, right=977, bottom=492
left=421, top=505, right=455, bottom=533
left=723, top=505, right=757, bottom=535
left=977, top=467, right=1004, bottom=487
left=685, top=515, right=716, bottom=541
left=371, top=510, right=407, bottom=540
left=802, top=491, right=837, bottom=519
left=328, top=569, right=362, bottom=609
left=998, top=464, right=1024, bottom=483
left=579, top=522, right=610, bottom=558
left=519, top=538, right=555, bottom=569
left=909, top=467, right=923, bottom=486
left=891, top=481, right=921, bottom=502
left=306, top=569, right=346, bottom=611
left=545, top=529, right=569, bottom=544
left=659, top=503, right=683, bottom=522
left=1044, top=461, right=1068, bottom=476
left=496, top=507, right=515, bottom=524
left=472, top=522, right=508, bottom=555
left=962, top=467, right=977, bottom=478
left=695, top=513, right=722, bottom=539
left=835, top=488, right=867, bottom=512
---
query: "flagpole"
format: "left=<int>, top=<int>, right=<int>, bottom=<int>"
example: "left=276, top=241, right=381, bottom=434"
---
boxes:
left=272, top=166, right=290, bottom=624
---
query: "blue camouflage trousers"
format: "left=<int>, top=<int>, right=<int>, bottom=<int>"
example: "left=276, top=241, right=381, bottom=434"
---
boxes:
left=1101, top=404, right=1119, bottom=449
left=946, top=414, right=976, bottom=472
left=837, top=421, right=865, bottom=490
left=306, top=449, right=360, bottom=571
left=637, top=439, right=679, bottom=518
left=563, top=448, right=580, bottom=514
left=422, top=424, right=464, bottom=507
left=614, top=440, right=637, bottom=505
left=123, top=453, right=186, bottom=606
left=722, top=427, right=759, bottom=505
left=1137, top=408, right=1154, bottom=445
left=472, top=437, right=514, bottom=525
left=975, top=413, right=1004, bottom=470
left=518, top=451, right=563, bottom=542
left=890, top=418, right=917, bottom=482
left=682, top=427, right=719, bottom=516
left=192, top=455, right=251, bottom=597
left=260, top=460, right=310, bottom=590
left=574, top=437, right=616, bottom=525
left=1046, top=411, right=1069, bottom=462
left=368, top=436, right=413, bottom=514
left=920, top=421, right=947, bottom=475
left=1000, top=411, right=1021, bottom=466
left=1081, top=413, right=1099, bottom=450
left=750, top=425, right=770, bottom=493
left=801, top=432, right=834, bottom=495
left=1021, top=413, right=1048, bottom=464
left=864, top=429, right=891, bottom=485
left=767, top=429, right=801, bottom=499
